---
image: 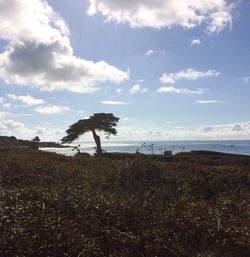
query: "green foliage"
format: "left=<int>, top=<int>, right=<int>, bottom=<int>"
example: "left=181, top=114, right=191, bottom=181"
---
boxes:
left=32, top=136, right=40, bottom=143
left=61, top=113, right=119, bottom=144
left=29, top=136, right=41, bottom=149
left=0, top=148, right=249, bottom=257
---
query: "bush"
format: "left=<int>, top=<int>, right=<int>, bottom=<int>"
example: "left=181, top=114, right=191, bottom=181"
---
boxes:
left=0, top=149, right=249, bottom=257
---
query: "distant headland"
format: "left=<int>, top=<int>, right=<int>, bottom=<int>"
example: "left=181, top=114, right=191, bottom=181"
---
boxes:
left=0, top=136, right=70, bottom=149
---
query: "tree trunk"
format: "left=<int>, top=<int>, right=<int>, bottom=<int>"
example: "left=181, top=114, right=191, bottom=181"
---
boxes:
left=92, top=130, right=102, bottom=156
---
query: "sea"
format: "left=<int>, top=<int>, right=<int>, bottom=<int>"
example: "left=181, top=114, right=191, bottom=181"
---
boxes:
left=40, top=140, right=250, bottom=156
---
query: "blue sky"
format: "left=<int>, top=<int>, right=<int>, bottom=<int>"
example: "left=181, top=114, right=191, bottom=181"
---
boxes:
left=0, top=0, right=250, bottom=141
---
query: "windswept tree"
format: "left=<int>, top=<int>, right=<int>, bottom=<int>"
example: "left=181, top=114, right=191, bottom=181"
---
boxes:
left=30, top=136, right=40, bottom=150
left=61, top=113, right=119, bottom=155
left=32, top=136, right=40, bottom=143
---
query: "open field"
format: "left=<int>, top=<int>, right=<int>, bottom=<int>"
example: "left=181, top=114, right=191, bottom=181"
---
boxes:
left=0, top=148, right=249, bottom=257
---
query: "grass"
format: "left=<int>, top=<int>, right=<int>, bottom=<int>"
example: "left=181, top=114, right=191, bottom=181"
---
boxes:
left=0, top=148, right=249, bottom=257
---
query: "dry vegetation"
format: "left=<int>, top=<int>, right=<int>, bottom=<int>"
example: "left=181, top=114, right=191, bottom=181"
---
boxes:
left=0, top=148, right=249, bottom=257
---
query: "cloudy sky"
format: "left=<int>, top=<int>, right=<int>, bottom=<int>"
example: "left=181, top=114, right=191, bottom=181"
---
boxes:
left=0, top=0, right=250, bottom=141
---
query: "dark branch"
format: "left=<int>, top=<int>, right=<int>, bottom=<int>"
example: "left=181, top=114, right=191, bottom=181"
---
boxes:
left=61, top=113, right=119, bottom=144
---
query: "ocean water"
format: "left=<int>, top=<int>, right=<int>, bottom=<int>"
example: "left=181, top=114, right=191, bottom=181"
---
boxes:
left=40, top=140, right=250, bottom=156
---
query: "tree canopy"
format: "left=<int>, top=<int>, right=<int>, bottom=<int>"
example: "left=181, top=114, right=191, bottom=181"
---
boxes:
left=61, top=113, right=119, bottom=155
left=32, top=136, right=40, bottom=142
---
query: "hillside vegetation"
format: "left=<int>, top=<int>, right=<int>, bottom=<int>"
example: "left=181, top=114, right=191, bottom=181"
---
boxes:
left=0, top=136, right=68, bottom=149
left=0, top=148, right=249, bottom=257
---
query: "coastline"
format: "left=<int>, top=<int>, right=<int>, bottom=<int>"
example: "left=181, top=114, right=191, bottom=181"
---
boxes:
left=39, top=140, right=250, bottom=156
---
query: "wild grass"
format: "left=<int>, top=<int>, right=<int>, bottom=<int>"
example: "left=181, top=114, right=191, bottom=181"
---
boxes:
left=0, top=148, right=249, bottom=257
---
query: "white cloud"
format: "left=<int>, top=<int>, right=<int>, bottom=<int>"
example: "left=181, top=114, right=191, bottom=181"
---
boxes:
left=130, top=84, right=141, bottom=94
left=0, top=119, right=25, bottom=132
left=0, top=112, right=9, bottom=119
left=196, top=100, right=222, bottom=104
left=190, top=39, right=201, bottom=46
left=0, top=0, right=129, bottom=94
left=195, top=121, right=250, bottom=138
left=116, top=121, right=250, bottom=140
left=145, top=49, right=166, bottom=57
left=1, top=118, right=249, bottom=142
left=115, top=88, right=123, bottom=93
left=241, top=76, right=250, bottom=83
left=160, top=68, right=220, bottom=84
left=0, top=97, right=10, bottom=109
left=146, top=49, right=155, bottom=57
left=33, top=126, right=64, bottom=140
left=101, top=100, right=128, bottom=105
left=158, top=86, right=205, bottom=95
left=7, top=94, right=45, bottom=106
left=232, top=124, right=241, bottom=132
left=129, top=84, right=148, bottom=94
left=87, top=0, right=233, bottom=33
left=207, top=8, right=233, bottom=33
left=0, top=119, right=64, bottom=141
left=2, top=103, right=12, bottom=109
left=35, top=105, right=71, bottom=114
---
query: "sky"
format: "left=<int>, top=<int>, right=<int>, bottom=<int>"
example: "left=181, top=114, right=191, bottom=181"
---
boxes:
left=0, top=0, right=250, bottom=142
